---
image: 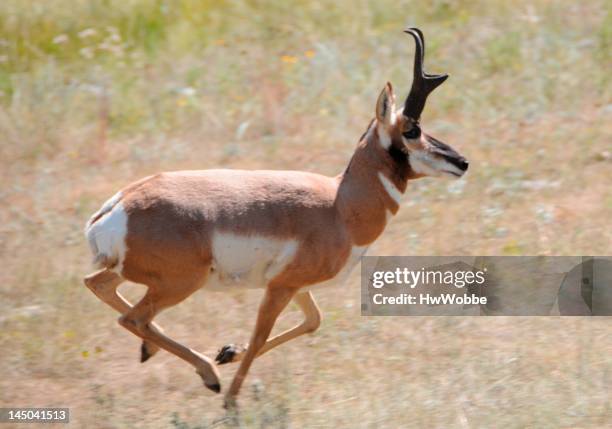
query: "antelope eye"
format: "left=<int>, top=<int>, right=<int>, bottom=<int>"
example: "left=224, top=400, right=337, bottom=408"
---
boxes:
left=402, top=125, right=421, bottom=140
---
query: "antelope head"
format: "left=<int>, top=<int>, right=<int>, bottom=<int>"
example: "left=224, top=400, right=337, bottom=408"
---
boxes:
left=375, top=28, right=468, bottom=179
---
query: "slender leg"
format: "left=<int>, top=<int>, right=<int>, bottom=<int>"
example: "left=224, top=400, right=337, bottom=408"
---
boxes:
left=225, top=286, right=297, bottom=407
left=216, top=291, right=321, bottom=364
left=118, top=285, right=221, bottom=393
left=84, top=269, right=161, bottom=361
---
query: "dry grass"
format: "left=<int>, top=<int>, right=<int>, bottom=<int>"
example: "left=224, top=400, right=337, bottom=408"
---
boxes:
left=0, top=0, right=611, bottom=427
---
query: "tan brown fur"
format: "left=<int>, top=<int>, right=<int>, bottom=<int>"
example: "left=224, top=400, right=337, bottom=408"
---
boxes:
left=118, top=137, right=409, bottom=288
left=84, top=77, right=467, bottom=407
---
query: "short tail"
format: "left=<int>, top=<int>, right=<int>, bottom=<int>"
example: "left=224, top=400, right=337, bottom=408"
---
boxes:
left=84, top=192, right=127, bottom=270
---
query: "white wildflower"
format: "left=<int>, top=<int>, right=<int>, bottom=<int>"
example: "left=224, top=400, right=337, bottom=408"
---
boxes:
left=53, top=34, right=69, bottom=44
left=78, top=28, right=97, bottom=39
left=177, top=87, right=196, bottom=97
left=108, top=33, right=121, bottom=43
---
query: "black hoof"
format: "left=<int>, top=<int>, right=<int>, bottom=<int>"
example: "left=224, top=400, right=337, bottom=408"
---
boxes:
left=205, top=382, right=221, bottom=394
left=215, top=344, right=241, bottom=365
left=196, top=371, right=221, bottom=394
left=140, top=342, right=152, bottom=363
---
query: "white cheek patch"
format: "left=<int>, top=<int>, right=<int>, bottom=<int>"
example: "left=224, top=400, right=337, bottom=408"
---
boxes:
left=409, top=150, right=464, bottom=178
left=409, top=151, right=441, bottom=176
left=377, top=172, right=403, bottom=205
left=402, top=137, right=464, bottom=178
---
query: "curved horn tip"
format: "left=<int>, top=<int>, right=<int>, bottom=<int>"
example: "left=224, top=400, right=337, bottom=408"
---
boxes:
left=404, top=27, right=423, bottom=37
left=403, top=28, right=424, bottom=56
left=411, top=27, right=424, bottom=37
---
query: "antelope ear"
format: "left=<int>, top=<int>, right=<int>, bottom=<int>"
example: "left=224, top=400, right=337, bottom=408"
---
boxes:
left=376, top=82, right=396, bottom=126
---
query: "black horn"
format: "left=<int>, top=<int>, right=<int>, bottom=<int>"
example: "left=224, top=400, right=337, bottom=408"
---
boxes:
left=403, top=28, right=448, bottom=122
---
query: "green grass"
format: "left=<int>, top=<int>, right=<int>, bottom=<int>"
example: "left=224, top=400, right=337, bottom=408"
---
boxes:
left=1, top=0, right=609, bottom=161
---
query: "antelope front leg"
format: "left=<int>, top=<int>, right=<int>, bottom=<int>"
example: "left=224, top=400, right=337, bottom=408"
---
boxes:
left=224, top=286, right=296, bottom=408
left=216, top=291, right=321, bottom=364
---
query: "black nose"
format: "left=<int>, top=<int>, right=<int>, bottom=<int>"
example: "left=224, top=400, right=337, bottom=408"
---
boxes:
left=441, top=154, right=469, bottom=172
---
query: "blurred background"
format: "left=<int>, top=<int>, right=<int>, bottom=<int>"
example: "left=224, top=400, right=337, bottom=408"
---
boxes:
left=0, top=0, right=610, bottom=427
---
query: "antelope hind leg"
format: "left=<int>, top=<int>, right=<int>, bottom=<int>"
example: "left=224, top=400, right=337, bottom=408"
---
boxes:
left=84, top=269, right=161, bottom=362
left=117, top=279, right=221, bottom=393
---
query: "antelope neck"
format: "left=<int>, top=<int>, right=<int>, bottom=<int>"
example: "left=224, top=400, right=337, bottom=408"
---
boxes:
left=334, top=123, right=409, bottom=246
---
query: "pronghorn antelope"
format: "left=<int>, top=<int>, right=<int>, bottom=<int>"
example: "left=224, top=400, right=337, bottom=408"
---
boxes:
left=83, top=28, right=468, bottom=407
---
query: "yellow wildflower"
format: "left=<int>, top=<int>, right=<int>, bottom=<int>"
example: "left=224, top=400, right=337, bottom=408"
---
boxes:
left=281, top=55, right=298, bottom=64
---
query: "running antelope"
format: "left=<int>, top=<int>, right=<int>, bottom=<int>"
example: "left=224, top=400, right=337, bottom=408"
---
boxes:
left=83, top=28, right=468, bottom=407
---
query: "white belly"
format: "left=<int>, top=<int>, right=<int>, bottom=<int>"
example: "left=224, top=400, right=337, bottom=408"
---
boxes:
left=207, top=232, right=298, bottom=291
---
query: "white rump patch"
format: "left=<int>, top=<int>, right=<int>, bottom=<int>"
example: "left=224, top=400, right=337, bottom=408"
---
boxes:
left=208, top=232, right=298, bottom=290
left=85, top=192, right=122, bottom=230
left=378, top=172, right=403, bottom=205
left=85, top=195, right=128, bottom=273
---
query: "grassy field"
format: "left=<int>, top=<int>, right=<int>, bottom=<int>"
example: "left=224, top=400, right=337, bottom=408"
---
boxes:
left=1, top=0, right=611, bottom=427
